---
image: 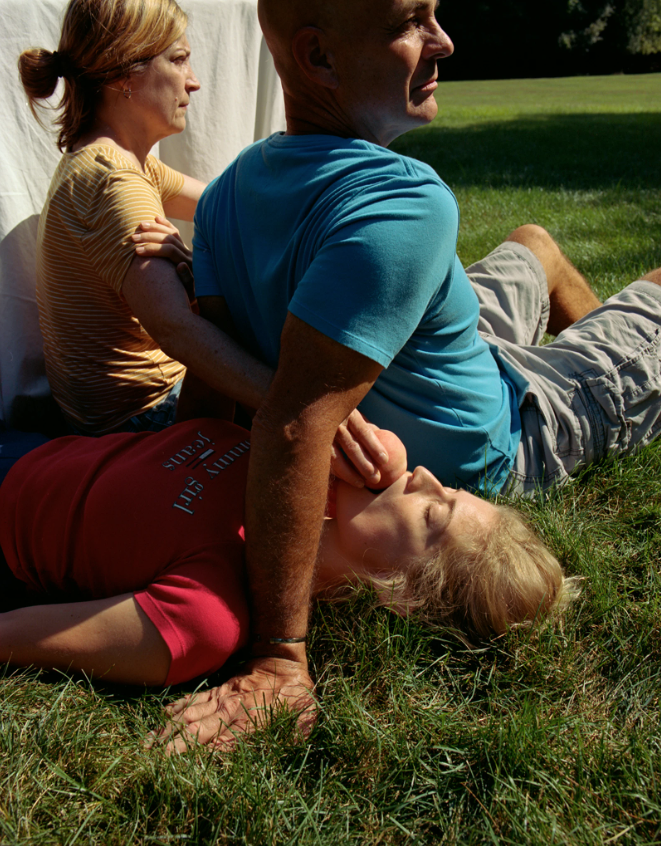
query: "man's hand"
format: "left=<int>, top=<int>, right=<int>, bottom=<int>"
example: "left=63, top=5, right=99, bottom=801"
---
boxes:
left=194, top=299, right=398, bottom=486
left=132, top=215, right=196, bottom=302
left=132, top=215, right=193, bottom=269
left=331, top=410, right=407, bottom=489
left=157, top=658, right=316, bottom=754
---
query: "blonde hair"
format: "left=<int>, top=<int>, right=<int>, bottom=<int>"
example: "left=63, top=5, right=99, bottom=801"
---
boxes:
left=365, top=504, right=580, bottom=643
left=17, top=0, right=188, bottom=152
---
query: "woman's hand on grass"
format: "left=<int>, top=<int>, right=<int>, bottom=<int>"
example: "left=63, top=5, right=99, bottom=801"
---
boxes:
left=331, top=411, right=407, bottom=489
left=155, top=658, right=316, bottom=753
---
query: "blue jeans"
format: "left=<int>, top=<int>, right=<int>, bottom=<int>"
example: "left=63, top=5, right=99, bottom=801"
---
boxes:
left=66, top=378, right=184, bottom=437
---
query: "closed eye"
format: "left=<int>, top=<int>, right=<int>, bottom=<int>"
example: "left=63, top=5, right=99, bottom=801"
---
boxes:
left=390, top=14, right=422, bottom=34
left=425, top=501, right=443, bottom=529
left=425, top=498, right=454, bottom=538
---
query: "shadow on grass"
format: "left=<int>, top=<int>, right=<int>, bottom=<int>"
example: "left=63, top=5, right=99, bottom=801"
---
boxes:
left=393, top=112, right=661, bottom=191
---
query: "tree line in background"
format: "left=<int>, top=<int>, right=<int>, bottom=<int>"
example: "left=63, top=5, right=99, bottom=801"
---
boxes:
left=438, top=0, right=661, bottom=79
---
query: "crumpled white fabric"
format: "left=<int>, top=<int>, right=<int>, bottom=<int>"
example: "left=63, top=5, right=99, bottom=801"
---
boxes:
left=0, top=0, right=285, bottom=424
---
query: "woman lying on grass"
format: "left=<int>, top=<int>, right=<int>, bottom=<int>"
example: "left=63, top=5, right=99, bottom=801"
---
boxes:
left=0, top=420, right=574, bottom=686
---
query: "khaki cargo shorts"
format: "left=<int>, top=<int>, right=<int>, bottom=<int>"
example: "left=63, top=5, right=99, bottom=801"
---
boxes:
left=465, top=241, right=661, bottom=496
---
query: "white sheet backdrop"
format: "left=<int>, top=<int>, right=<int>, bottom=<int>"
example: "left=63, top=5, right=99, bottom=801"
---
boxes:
left=0, top=0, right=285, bottom=424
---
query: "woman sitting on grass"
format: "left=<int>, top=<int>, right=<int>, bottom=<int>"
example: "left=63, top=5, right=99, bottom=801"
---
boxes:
left=0, top=421, right=574, bottom=687
left=18, top=0, right=269, bottom=436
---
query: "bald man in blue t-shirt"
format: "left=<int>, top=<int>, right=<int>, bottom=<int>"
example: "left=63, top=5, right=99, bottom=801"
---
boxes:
left=161, top=0, right=661, bottom=749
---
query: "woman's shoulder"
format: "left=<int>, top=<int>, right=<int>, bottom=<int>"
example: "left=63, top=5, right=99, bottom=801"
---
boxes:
left=44, top=145, right=165, bottom=232
left=85, top=146, right=166, bottom=193
left=51, top=146, right=164, bottom=208
left=70, top=144, right=150, bottom=174
left=50, top=145, right=134, bottom=192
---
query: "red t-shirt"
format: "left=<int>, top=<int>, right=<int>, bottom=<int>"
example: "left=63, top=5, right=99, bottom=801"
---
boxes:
left=0, top=420, right=252, bottom=685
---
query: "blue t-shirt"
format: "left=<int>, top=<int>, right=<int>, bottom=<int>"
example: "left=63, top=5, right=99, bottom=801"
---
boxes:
left=194, top=134, right=521, bottom=491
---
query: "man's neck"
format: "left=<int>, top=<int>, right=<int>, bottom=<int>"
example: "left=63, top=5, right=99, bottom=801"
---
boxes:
left=283, top=93, right=384, bottom=147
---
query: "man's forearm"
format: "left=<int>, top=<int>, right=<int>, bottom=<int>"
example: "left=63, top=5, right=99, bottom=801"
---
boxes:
left=123, top=257, right=274, bottom=410
left=156, top=317, right=383, bottom=751
left=157, top=310, right=273, bottom=411
left=244, top=405, right=333, bottom=662
left=241, top=315, right=384, bottom=665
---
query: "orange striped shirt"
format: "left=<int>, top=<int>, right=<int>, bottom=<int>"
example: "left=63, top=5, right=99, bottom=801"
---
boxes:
left=36, top=144, right=186, bottom=434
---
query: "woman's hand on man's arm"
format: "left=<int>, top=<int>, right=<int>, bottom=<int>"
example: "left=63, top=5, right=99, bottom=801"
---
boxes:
left=191, top=295, right=402, bottom=488
left=333, top=411, right=407, bottom=489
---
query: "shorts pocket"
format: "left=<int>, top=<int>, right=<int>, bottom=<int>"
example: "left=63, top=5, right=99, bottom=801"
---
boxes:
left=578, top=326, right=661, bottom=457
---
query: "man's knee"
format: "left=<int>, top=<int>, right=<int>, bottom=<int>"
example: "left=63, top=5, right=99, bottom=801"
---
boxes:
left=504, top=224, right=563, bottom=291
left=641, top=268, right=661, bottom=287
left=505, top=224, right=555, bottom=253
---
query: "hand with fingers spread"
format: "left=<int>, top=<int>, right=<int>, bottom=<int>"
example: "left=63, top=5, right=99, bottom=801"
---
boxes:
left=331, top=410, right=408, bottom=489
left=158, top=657, right=316, bottom=753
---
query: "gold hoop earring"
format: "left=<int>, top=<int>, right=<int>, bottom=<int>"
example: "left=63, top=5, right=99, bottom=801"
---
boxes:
left=123, top=87, right=132, bottom=100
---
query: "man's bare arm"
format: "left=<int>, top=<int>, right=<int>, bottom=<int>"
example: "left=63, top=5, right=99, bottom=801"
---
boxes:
left=122, top=256, right=273, bottom=410
left=247, top=313, right=383, bottom=650
left=185, top=294, right=401, bottom=488
left=160, top=313, right=383, bottom=751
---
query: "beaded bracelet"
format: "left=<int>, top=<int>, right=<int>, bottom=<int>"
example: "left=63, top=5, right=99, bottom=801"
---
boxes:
left=253, top=635, right=307, bottom=645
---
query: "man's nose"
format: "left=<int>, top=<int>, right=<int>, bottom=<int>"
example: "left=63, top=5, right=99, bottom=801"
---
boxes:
left=426, top=20, right=454, bottom=61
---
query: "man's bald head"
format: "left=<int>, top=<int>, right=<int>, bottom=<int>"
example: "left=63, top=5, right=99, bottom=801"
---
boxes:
left=258, top=0, right=344, bottom=42
left=259, top=0, right=348, bottom=82
left=258, top=0, right=378, bottom=91
left=258, top=0, right=453, bottom=146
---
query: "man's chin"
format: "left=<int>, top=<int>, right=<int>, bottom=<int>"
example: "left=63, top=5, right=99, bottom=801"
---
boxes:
left=394, top=106, right=437, bottom=140
left=409, top=90, right=438, bottom=117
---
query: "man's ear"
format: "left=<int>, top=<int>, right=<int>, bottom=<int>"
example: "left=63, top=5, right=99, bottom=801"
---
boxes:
left=291, top=27, right=338, bottom=89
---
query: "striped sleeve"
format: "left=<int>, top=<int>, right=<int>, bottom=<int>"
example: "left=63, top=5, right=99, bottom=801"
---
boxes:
left=36, top=146, right=186, bottom=433
left=79, top=166, right=170, bottom=295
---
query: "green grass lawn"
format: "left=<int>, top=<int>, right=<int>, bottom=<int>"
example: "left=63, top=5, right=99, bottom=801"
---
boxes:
left=393, top=74, right=661, bottom=299
left=2, top=74, right=661, bottom=845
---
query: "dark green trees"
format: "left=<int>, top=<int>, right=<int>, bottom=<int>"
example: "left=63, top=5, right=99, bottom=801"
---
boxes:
left=437, top=0, right=661, bottom=79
